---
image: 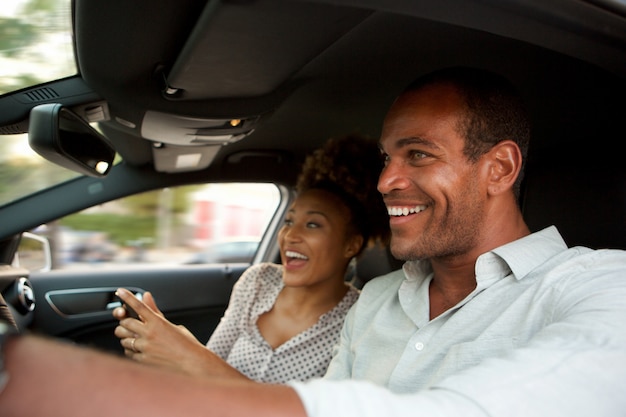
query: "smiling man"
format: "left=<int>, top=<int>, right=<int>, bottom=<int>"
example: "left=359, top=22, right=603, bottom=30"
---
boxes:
left=306, top=67, right=626, bottom=413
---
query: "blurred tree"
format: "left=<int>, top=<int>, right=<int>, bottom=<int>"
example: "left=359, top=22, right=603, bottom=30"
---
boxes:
left=123, top=186, right=201, bottom=217
left=58, top=185, right=202, bottom=248
left=0, top=18, right=38, bottom=58
left=0, top=0, right=73, bottom=94
left=22, top=0, right=61, bottom=15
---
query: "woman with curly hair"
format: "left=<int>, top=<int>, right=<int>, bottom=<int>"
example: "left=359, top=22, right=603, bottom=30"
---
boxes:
left=113, top=134, right=390, bottom=383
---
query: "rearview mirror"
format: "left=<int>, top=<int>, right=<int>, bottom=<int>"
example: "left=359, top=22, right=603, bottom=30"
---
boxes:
left=14, top=232, right=51, bottom=272
left=28, top=103, right=116, bottom=177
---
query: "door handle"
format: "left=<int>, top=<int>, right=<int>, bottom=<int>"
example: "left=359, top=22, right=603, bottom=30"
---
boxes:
left=46, top=287, right=144, bottom=318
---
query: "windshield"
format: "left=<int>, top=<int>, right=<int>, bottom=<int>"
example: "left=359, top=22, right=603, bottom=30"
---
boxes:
left=0, top=0, right=80, bottom=207
left=0, top=0, right=75, bottom=95
left=0, top=135, right=81, bottom=207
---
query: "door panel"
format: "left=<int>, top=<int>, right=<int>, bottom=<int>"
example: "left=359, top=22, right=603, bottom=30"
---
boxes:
left=11, top=182, right=285, bottom=353
left=27, top=264, right=248, bottom=354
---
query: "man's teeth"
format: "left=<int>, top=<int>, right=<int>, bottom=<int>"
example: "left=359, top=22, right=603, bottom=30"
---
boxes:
left=285, top=250, right=308, bottom=260
left=387, top=205, right=427, bottom=216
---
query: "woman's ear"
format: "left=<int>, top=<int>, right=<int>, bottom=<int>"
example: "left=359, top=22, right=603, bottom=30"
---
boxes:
left=344, top=234, right=364, bottom=259
left=485, top=140, right=522, bottom=196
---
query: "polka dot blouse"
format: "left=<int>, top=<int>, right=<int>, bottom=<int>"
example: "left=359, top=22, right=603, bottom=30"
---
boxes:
left=206, top=262, right=359, bottom=383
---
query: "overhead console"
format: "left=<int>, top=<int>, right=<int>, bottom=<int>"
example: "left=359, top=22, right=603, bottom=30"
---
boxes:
left=138, top=0, right=372, bottom=172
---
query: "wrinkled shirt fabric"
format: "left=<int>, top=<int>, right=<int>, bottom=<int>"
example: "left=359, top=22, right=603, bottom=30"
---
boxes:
left=290, top=227, right=626, bottom=417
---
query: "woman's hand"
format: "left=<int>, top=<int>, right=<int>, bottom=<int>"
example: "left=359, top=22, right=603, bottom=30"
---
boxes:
left=113, top=288, right=247, bottom=381
left=113, top=288, right=205, bottom=374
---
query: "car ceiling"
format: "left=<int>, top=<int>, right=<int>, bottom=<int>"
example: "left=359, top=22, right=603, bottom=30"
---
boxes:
left=1, top=0, right=625, bottom=183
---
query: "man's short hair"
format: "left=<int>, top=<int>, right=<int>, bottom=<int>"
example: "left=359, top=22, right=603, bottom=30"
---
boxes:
left=404, top=67, right=531, bottom=198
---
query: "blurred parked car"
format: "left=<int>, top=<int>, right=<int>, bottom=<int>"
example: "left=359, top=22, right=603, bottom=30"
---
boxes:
left=65, top=231, right=117, bottom=263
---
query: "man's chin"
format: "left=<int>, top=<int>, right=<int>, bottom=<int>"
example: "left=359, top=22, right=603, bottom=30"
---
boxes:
left=390, top=239, right=420, bottom=262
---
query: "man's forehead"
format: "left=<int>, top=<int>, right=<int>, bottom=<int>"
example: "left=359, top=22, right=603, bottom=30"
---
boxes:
left=378, top=135, right=442, bottom=153
left=382, top=86, right=462, bottom=130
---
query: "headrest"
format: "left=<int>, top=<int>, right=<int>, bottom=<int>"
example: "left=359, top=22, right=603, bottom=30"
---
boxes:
left=522, top=155, right=625, bottom=250
left=351, top=244, right=404, bottom=289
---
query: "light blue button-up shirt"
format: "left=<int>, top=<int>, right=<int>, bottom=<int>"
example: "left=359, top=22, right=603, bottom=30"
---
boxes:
left=292, top=227, right=626, bottom=417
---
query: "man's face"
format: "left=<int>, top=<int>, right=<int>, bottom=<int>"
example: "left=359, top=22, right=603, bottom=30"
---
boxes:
left=378, top=83, right=486, bottom=262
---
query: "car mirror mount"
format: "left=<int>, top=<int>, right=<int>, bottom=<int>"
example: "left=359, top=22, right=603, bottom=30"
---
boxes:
left=28, top=103, right=116, bottom=177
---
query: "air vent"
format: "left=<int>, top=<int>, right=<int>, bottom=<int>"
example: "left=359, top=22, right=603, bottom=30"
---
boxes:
left=0, top=122, right=27, bottom=135
left=23, top=87, right=60, bottom=102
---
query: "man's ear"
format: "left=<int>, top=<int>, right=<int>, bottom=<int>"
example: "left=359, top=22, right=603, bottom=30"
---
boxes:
left=485, top=140, right=522, bottom=196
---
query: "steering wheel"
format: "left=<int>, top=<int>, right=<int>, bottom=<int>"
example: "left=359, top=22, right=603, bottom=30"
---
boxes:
left=0, top=292, right=18, bottom=332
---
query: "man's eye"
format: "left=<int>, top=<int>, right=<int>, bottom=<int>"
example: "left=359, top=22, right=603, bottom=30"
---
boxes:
left=409, top=150, right=428, bottom=161
left=381, top=153, right=390, bottom=165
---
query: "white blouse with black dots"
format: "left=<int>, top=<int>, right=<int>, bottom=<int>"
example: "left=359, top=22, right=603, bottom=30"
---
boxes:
left=206, top=262, right=359, bottom=383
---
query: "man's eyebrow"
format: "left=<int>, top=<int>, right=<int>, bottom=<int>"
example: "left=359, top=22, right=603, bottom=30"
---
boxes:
left=380, top=136, right=440, bottom=151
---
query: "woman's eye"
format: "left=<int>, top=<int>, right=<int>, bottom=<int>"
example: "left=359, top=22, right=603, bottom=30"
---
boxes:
left=283, top=219, right=293, bottom=226
left=306, top=222, right=320, bottom=228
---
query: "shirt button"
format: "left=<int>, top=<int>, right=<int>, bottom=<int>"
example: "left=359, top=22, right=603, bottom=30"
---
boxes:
left=414, top=342, right=424, bottom=351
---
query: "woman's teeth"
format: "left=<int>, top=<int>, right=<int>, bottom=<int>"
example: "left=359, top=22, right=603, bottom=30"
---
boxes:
left=285, top=250, right=308, bottom=260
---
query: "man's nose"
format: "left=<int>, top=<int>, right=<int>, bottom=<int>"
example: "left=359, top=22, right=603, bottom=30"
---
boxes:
left=378, top=160, right=410, bottom=194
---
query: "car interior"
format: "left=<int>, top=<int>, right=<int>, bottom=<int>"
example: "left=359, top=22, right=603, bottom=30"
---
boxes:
left=0, top=0, right=624, bottom=353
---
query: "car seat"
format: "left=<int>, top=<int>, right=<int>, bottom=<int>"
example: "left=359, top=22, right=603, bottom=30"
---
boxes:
left=349, top=244, right=404, bottom=289
left=521, top=151, right=626, bottom=250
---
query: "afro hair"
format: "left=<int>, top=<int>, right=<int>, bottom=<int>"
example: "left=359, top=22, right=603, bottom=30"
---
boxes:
left=296, top=133, right=390, bottom=251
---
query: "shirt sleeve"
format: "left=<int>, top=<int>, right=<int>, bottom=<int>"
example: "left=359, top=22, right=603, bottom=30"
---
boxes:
left=206, top=264, right=262, bottom=359
left=292, top=348, right=626, bottom=417
left=290, top=378, right=487, bottom=417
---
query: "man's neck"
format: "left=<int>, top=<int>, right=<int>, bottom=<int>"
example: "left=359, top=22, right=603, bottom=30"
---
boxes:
left=428, top=265, right=477, bottom=319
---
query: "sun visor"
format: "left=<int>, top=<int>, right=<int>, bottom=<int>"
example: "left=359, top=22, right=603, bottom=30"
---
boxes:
left=162, top=0, right=372, bottom=100
left=141, top=110, right=258, bottom=146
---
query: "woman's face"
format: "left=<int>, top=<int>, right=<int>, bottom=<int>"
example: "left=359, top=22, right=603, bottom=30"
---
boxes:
left=278, top=189, right=362, bottom=288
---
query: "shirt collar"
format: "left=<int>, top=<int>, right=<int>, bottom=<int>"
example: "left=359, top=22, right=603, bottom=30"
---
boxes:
left=489, top=225, right=567, bottom=281
left=402, top=226, right=568, bottom=284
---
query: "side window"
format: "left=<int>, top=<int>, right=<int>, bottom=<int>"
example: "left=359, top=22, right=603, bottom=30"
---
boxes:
left=41, top=183, right=281, bottom=270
